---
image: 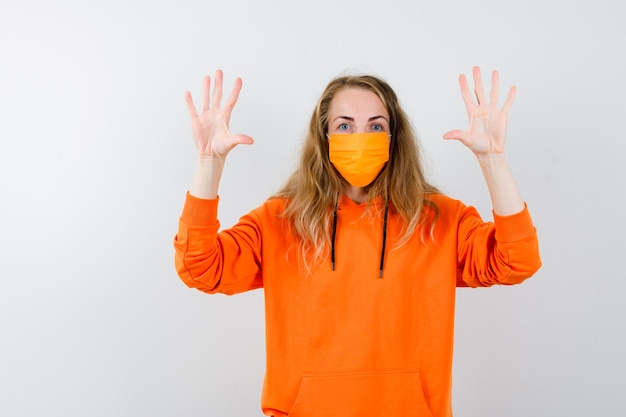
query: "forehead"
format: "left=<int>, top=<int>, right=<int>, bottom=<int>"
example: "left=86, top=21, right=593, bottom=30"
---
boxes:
left=329, top=87, right=388, bottom=117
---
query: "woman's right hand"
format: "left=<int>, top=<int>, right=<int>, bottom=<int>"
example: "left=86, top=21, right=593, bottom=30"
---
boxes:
left=185, top=70, right=254, bottom=158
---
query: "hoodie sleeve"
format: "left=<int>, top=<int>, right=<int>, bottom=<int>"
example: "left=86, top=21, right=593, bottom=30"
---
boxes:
left=456, top=203, right=542, bottom=288
left=173, top=192, right=264, bottom=295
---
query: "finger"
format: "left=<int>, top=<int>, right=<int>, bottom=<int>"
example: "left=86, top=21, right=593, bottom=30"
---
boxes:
left=501, top=85, right=517, bottom=115
left=232, top=133, right=255, bottom=145
left=223, top=77, right=243, bottom=116
left=201, top=75, right=211, bottom=113
left=212, top=69, right=224, bottom=109
left=473, top=66, right=486, bottom=105
left=458, top=74, right=475, bottom=112
left=490, top=70, right=499, bottom=106
left=443, top=130, right=472, bottom=148
left=442, top=129, right=466, bottom=142
left=221, top=134, right=255, bottom=156
left=185, top=91, right=199, bottom=119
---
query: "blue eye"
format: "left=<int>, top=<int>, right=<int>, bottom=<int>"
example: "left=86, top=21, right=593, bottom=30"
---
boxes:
left=338, top=123, right=351, bottom=131
left=371, top=124, right=384, bottom=132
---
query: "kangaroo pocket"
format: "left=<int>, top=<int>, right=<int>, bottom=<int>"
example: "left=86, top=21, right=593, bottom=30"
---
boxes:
left=287, top=369, right=434, bottom=417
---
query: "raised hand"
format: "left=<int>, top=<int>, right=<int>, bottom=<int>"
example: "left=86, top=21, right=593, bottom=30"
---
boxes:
left=443, top=66, right=516, bottom=156
left=185, top=70, right=253, bottom=158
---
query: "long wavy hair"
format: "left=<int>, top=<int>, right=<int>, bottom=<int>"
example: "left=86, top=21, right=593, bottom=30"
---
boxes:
left=274, top=73, right=439, bottom=268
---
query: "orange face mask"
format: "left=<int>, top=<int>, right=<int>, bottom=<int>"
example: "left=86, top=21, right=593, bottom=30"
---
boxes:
left=328, top=132, right=390, bottom=187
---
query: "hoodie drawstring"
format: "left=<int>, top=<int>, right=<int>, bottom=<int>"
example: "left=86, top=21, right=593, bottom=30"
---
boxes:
left=331, top=207, right=338, bottom=271
left=379, top=201, right=389, bottom=278
left=331, top=199, right=389, bottom=278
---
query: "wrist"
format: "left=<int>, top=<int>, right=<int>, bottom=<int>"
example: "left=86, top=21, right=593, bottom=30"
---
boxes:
left=196, top=154, right=226, bottom=172
left=190, top=155, right=226, bottom=199
left=476, top=152, right=509, bottom=173
left=476, top=152, right=506, bottom=163
left=197, top=154, right=226, bottom=163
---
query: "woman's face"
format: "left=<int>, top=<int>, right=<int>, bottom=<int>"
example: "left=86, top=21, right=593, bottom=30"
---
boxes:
left=327, top=87, right=390, bottom=136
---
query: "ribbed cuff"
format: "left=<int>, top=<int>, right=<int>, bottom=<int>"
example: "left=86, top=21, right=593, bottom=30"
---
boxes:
left=180, top=192, right=219, bottom=226
left=493, top=203, right=536, bottom=242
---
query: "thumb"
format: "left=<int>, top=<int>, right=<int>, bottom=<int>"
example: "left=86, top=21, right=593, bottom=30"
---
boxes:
left=232, top=134, right=254, bottom=145
left=219, top=134, right=255, bottom=156
left=442, top=129, right=465, bottom=141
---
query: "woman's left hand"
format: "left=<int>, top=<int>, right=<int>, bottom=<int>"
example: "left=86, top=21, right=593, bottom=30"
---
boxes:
left=443, top=66, right=516, bottom=156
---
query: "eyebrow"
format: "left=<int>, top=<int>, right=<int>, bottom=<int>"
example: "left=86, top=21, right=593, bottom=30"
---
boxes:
left=333, top=115, right=389, bottom=123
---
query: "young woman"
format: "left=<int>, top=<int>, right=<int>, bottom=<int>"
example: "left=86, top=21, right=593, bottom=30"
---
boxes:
left=174, top=67, right=541, bottom=417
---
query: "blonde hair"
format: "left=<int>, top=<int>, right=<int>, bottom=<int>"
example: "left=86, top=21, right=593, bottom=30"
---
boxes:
left=274, top=74, right=439, bottom=268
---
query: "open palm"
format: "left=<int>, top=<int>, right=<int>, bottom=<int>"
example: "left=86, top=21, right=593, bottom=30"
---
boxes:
left=185, top=70, right=253, bottom=158
left=443, top=66, right=516, bottom=156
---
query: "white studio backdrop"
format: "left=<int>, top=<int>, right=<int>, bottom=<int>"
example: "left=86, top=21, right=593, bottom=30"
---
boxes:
left=1, top=0, right=624, bottom=416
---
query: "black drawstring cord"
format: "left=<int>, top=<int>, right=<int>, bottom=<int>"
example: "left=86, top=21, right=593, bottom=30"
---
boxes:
left=330, top=198, right=389, bottom=278
left=379, top=200, right=389, bottom=278
left=331, top=205, right=338, bottom=271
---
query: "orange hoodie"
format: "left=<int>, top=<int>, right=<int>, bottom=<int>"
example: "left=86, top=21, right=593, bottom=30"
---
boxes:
left=174, top=192, right=541, bottom=417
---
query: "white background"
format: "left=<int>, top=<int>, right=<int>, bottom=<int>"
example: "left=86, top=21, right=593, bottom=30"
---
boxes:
left=1, top=0, right=625, bottom=416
